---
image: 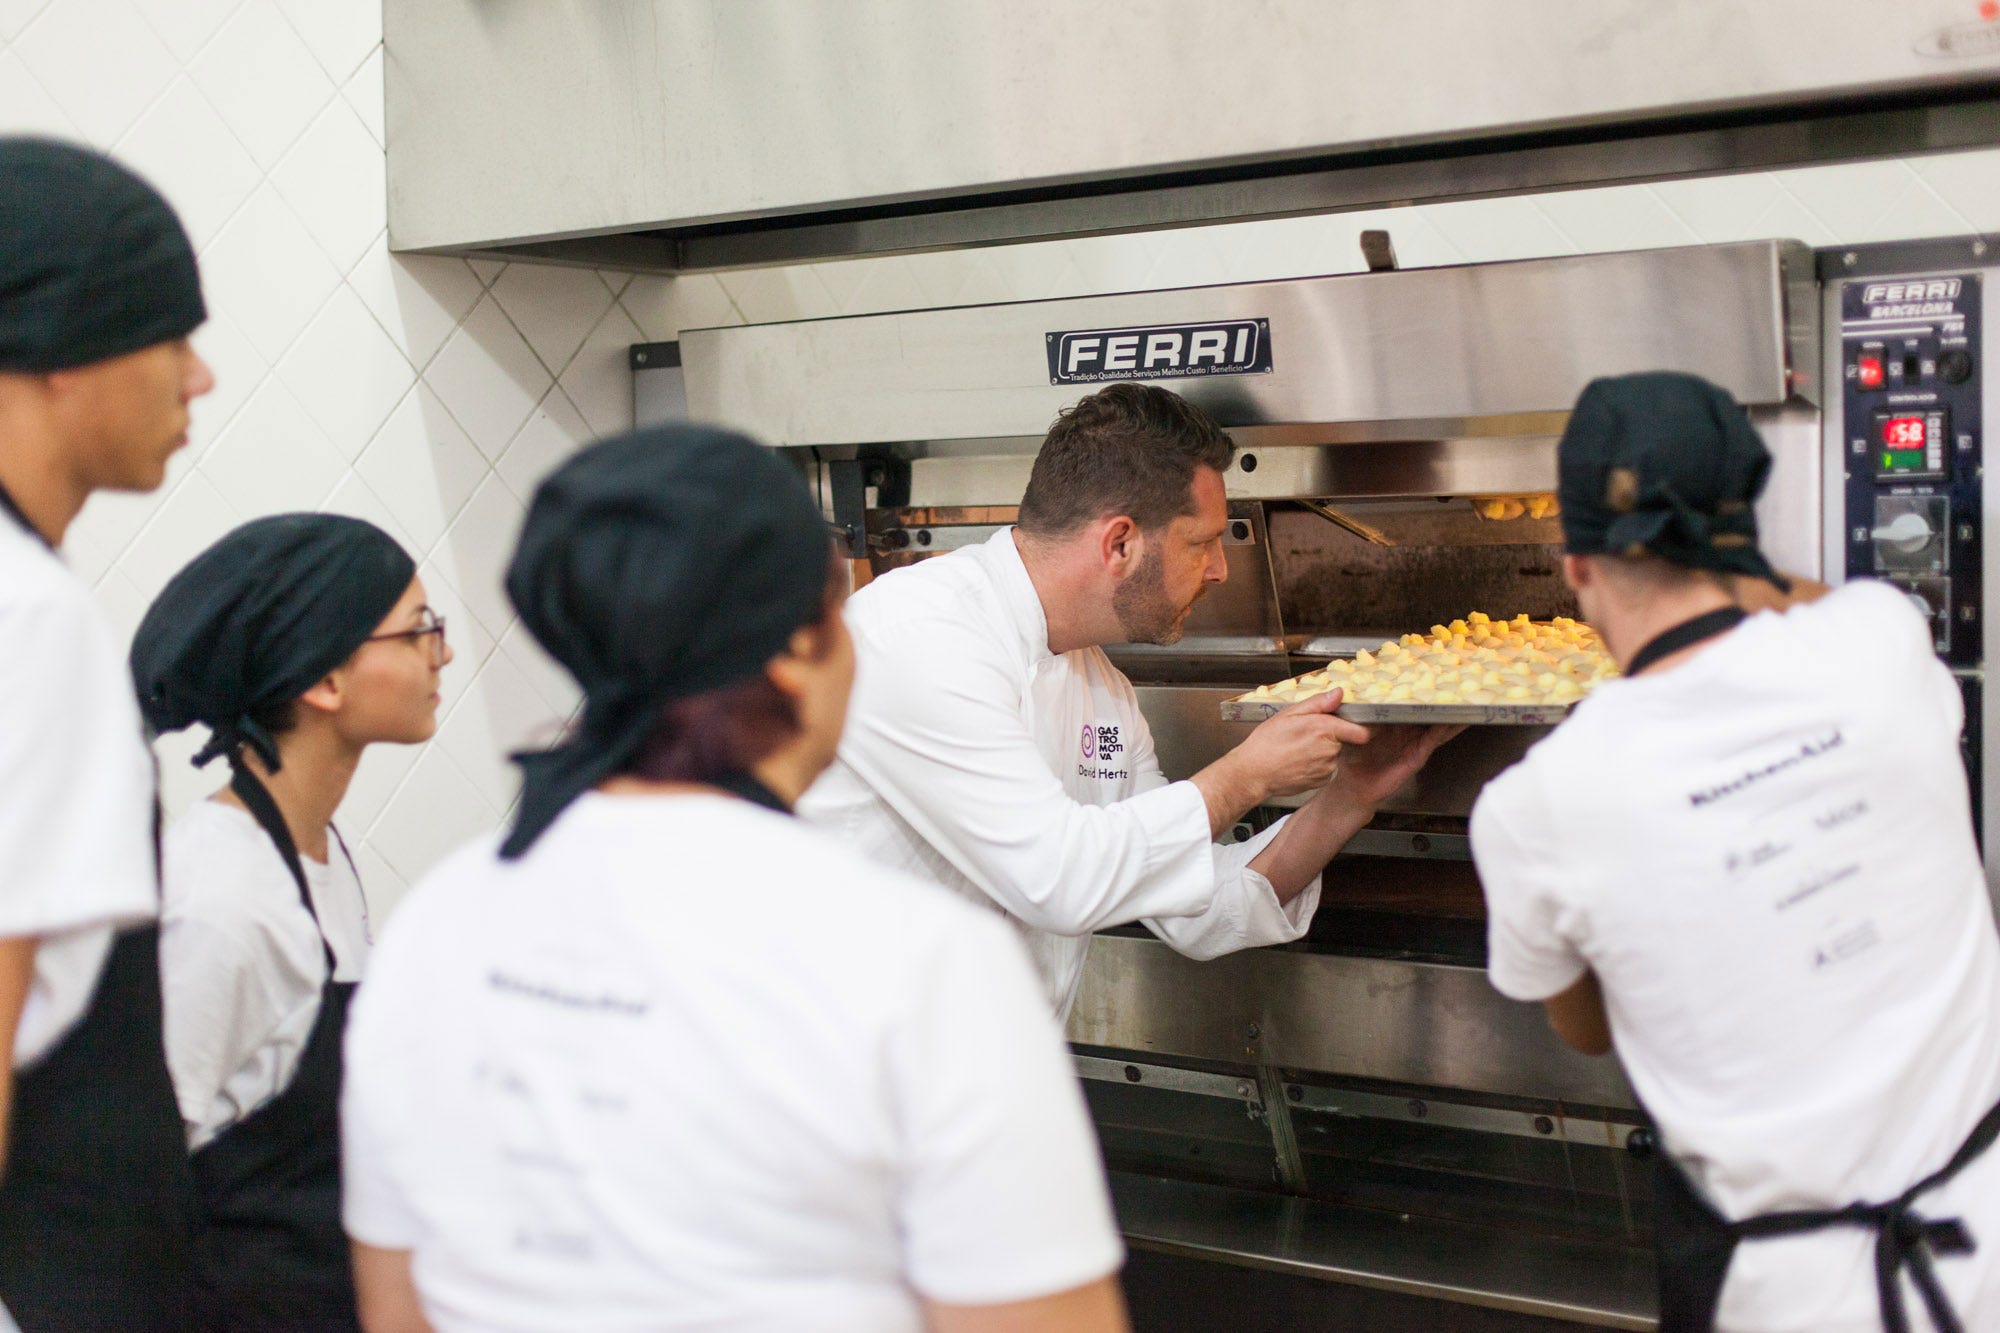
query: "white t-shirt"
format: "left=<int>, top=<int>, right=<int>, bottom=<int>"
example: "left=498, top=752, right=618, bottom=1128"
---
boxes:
left=1473, top=581, right=2000, bottom=1332
left=160, top=799, right=372, bottom=1149
left=342, top=793, right=1123, bottom=1332
left=801, top=528, right=1318, bottom=1019
left=0, top=518, right=158, bottom=1069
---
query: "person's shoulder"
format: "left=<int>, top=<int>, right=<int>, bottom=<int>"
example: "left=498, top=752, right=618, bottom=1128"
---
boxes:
left=0, top=534, right=105, bottom=634
left=162, top=802, right=282, bottom=912
left=1770, top=578, right=1916, bottom=643
left=741, top=804, right=1013, bottom=939
left=367, top=833, right=507, bottom=953
left=848, top=544, right=1008, bottom=641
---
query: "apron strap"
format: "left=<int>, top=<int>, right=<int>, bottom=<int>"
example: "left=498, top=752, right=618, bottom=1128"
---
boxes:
left=1626, top=606, right=1747, bottom=677
left=227, top=762, right=338, bottom=974
left=714, top=770, right=794, bottom=816
left=1730, top=1095, right=2000, bottom=1333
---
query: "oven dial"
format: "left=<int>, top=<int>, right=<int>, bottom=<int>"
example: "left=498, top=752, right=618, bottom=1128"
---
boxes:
left=1872, top=510, right=1935, bottom=554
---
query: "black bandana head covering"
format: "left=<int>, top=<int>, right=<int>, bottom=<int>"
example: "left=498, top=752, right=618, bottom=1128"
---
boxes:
left=131, top=514, right=417, bottom=773
left=0, top=137, right=205, bottom=373
left=1558, top=371, right=1785, bottom=587
left=501, top=424, right=832, bottom=859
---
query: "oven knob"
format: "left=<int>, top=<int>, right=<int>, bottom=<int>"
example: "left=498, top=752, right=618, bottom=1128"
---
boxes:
left=1940, top=349, right=1974, bottom=385
left=1907, top=591, right=1938, bottom=624
left=1871, top=511, right=1935, bottom=554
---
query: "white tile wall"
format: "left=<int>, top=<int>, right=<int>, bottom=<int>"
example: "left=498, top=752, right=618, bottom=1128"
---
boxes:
left=1, top=0, right=633, bottom=918
left=8, top=0, right=2000, bottom=917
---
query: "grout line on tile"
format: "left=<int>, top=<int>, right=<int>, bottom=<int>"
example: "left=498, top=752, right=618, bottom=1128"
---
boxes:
left=268, top=6, right=378, bottom=88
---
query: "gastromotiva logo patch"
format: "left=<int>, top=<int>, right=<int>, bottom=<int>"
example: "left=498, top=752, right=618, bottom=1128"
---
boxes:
left=1077, top=722, right=1131, bottom=782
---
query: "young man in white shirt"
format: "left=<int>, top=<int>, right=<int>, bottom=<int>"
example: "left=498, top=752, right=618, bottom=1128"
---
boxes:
left=1472, top=371, right=2000, bottom=1333
left=0, top=138, right=214, bottom=1329
left=802, top=383, right=1454, bottom=1018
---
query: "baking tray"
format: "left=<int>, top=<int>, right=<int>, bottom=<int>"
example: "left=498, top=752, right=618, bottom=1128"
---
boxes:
left=1219, top=696, right=1577, bottom=725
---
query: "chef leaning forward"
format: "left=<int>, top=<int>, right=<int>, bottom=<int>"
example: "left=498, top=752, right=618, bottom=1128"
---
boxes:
left=0, top=139, right=214, bottom=1329
left=1471, top=372, right=2000, bottom=1333
left=129, top=514, right=449, bottom=1329
left=802, top=382, right=1456, bottom=1018
left=340, top=426, right=1131, bottom=1332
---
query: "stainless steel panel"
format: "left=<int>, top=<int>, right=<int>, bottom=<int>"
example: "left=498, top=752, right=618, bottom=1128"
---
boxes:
left=1109, top=1173, right=1656, bottom=1330
left=1130, top=686, right=1272, bottom=797
left=1290, top=1084, right=1641, bottom=1149
left=387, top=0, right=2000, bottom=264
left=1073, top=1055, right=1262, bottom=1106
left=1066, top=935, right=1638, bottom=1110
left=682, top=243, right=1813, bottom=449
left=1749, top=403, right=1826, bottom=580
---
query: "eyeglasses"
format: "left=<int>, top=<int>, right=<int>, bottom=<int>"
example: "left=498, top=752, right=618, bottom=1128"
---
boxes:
left=367, top=609, right=447, bottom=661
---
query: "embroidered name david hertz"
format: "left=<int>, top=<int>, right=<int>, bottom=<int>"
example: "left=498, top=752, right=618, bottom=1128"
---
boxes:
left=1688, top=730, right=1844, bottom=808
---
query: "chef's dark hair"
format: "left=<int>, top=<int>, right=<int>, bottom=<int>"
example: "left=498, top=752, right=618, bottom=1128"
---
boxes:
left=1017, top=383, right=1234, bottom=536
left=620, top=547, right=849, bottom=785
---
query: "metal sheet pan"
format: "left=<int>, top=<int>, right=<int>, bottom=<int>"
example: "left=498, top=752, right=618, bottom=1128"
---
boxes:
left=1220, top=696, right=1575, bottom=726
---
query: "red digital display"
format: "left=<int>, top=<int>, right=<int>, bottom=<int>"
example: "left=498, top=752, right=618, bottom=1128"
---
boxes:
left=1883, top=416, right=1928, bottom=448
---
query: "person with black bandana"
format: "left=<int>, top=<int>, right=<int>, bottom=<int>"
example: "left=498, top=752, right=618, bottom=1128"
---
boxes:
left=340, top=426, right=1131, bottom=1332
left=0, top=137, right=213, bottom=1329
left=1471, top=372, right=2000, bottom=1332
left=130, top=514, right=449, bottom=1329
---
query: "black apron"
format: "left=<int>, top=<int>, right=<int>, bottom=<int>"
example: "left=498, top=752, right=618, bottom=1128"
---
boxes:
left=1632, top=606, right=1999, bottom=1333
left=186, top=763, right=363, bottom=1331
left=0, top=480, right=200, bottom=1330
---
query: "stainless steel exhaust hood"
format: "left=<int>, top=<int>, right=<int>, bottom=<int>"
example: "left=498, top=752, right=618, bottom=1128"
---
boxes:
left=386, top=1, right=2000, bottom=271
left=679, top=240, right=1817, bottom=451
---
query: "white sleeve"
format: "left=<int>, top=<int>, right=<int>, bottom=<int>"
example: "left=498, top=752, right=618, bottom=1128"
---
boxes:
left=891, top=914, right=1124, bottom=1304
left=1143, top=821, right=1320, bottom=959
left=159, top=910, right=286, bottom=1139
left=340, top=965, right=423, bottom=1249
left=1470, top=765, right=1588, bottom=1002
left=838, top=625, right=1219, bottom=935
left=0, top=584, right=155, bottom=939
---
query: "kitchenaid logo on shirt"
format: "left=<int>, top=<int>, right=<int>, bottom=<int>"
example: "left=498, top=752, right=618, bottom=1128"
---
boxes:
left=1047, top=319, right=1272, bottom=384
left=1078, top=722, right=1129, bottom=781
left=1687, top=729, right=1845, bottom=808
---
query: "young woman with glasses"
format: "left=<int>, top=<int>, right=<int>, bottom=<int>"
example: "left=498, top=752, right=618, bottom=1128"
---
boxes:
left=129, top=513, right=452, bottom=1330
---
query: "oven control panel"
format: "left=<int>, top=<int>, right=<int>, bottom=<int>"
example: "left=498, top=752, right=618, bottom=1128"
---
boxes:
left=1840, top=272, right=1983, bottom=666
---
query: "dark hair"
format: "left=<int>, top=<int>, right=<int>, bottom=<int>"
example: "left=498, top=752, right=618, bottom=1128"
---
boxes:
left=622, top=547, right=848, bottom=785
left=1016, top=383, right=1234, bottom=537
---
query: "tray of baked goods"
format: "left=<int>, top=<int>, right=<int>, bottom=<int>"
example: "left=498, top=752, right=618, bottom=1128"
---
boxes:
left=1221, top=614, right=1618, bottom=724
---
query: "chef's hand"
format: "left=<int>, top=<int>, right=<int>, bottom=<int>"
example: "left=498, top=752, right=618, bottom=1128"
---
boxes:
left=1241, top=689, right=1375, bottom=799
left=1324, top=722, right=1462, bottom=811
left=1194, top=691, right=1369, bottom=836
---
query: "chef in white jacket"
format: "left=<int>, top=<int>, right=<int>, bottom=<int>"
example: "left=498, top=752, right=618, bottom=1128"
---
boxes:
left=803, top=383, right=1453, bottom=1016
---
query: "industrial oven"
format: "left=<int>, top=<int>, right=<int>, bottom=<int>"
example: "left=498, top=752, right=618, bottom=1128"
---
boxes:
left=656, top=234, right=1997, bottom=1330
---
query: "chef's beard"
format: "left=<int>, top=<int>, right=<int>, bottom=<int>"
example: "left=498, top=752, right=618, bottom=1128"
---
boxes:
left=1114, top=546, right=1206, bottom=645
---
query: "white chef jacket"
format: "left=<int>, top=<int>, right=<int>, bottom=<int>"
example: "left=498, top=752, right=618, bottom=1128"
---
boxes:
left=801, top=527, right=1318, bottom=1018
left=0, top=516, right=158, bottom=1070
left=160, top=799, right=372, bottom=1149
left=342, top=793, right=1124, bottom=1332
left=1473, top=581, right=2000, bottom=1332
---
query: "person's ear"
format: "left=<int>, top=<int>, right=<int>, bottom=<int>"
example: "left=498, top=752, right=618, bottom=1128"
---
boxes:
left=764, top=630, right=816, bottom=704
left=1098, top=515, right=1141, bottom=576
left=1561, top=553, right=1591, bottom=595
left=297, top=671, right=343, bottom=718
